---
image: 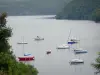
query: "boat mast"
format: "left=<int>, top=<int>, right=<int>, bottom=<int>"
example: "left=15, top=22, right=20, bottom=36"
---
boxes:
left=20, top=36, right=27, bottom=56
left=67, top=29, right=72, bottom=42
left=22, top=36, right=24, bottom=56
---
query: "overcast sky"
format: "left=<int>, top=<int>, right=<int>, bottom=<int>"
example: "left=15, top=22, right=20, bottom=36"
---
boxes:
left=0, top=0, right=72, bottom=15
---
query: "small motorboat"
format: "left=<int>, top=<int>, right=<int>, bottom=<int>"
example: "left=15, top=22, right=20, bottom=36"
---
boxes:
left=18, top=56, right=35, bottom=61
left=69, top=59, right=84, bottom=64
left=46, top=50, right=51, bottom=54
left=34, top=36, right=44, bottom=40
left=74, top=49, right=87, bottom=54
left=70, top=38, right=80, bottom=42
left=57, top=44, right=70, bottom=49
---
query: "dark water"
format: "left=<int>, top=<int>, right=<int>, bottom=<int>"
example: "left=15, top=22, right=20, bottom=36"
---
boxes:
left=7, top=16, right=100, bottom=75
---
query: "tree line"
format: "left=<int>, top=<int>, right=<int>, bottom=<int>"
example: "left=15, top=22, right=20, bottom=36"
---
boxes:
left=0, top=12, right=38, bottom=75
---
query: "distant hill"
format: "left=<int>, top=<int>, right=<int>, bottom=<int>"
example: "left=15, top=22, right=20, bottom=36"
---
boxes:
left=56, top=0, right=100, bottom=21
left=0, top=0, right=72, bottom=16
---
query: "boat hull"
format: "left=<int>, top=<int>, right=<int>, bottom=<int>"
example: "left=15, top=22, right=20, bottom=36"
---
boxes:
left=17, top=42, right=28, bottom=44
left=46, top=51, right=51, bottom=54
left=69, top=59, right=84, bottom=64
left=18, top=56, right=35, bottom=61
left=57, top=47, right=69, bottom=49
left=68, top=41, right=77, bottom=44
left=70, top=61, right=84, bottom=64
left=34, top=38, right=44, bottom=40
left=74, top=50, right=87, bottom=54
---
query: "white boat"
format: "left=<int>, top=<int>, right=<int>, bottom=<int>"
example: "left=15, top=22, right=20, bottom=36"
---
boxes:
left=67, top=30, right=78, bottom=44
left=74, top=48, right=87, bottom=54
left=69, top=59, right=84, bottom=64
left=70, top=38, right=80, bottom=42
left=57, top=44, right=70, bottom=49
left=34, top=36, right=44, bottom=40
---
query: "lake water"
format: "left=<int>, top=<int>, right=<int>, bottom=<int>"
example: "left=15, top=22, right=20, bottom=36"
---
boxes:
left=7, top=15, right=100, bottom=75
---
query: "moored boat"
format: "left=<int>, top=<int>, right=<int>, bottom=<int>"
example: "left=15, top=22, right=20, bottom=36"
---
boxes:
left=74, top=49, right=87, bottom=54
left=57, top=44, right=70, bottom=49
left=17, top=37, right=35, bottom=61
left=69, top=59, right=84, bottom=64
left=18, top=56, right=35, bottom=61
left=46, top=50, right=51, bottom=54
left=68, top=41, right=77, bottom=44
left=34, top=36, right=44, bottom=40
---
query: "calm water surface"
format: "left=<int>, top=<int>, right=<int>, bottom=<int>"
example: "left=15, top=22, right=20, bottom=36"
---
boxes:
left=7, top=16, right=100, bottom=75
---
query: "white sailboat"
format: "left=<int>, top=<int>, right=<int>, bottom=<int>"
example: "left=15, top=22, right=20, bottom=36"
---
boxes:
left=74, top=48, right=87, bottom=54
left=69, top=59, right=84, bottom=64
left=56, top=44, right=70, bottom=49
left=56, top=30, right=72, bottom=49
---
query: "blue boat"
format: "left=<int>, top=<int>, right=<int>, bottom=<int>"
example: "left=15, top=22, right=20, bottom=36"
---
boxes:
left=24, top=54, right=31, bottom=56
left=74, top=49, right=87, bottom=54
left=68, top=41, right=77, bottom=44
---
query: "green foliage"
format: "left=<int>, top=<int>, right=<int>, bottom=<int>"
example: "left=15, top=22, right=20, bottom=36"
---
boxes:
left=92, top=52, right=100, bottom=72
left=92, top=9, right=100, bottom=22
left=0, top=12, right=38, bottom=75
left=15, top=62, right=38, bottom=75
left=0, top=27, right=12, bottom=52
left=0, top=12, right=7, bottom=27
left=56, top=0, right=100, bottom=21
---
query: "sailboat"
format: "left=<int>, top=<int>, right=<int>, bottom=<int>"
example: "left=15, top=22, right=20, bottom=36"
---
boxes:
left=74, top=48, right=87, bottom=54
left=17, top=37, right=35, bottom=61
left=69, top=59, right=84, bottom=64
left=56, top=30, right=73, bottom=49
left=67, top=29, right=79, bottom=44
left=56, top=44, right=70, bottom=49
left=73, top=39, right=88, bottom=54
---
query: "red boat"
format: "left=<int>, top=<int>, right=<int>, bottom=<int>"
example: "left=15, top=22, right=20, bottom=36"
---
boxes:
left=17, top=38, right=35, bottom=61
left=46, top=51, right=51, bottom=54
left=18, top=56, right=35, bottom=61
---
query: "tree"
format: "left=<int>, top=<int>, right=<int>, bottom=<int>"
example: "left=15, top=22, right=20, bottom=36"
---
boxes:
left=92, top=52, right=100, bottom=74
left=92, top=9, right=100, bottom=22
left=0, top=12, right=38, bottom=75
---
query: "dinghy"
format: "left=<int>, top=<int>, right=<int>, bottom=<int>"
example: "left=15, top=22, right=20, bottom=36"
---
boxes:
left=46, top=50, right=51, bottom=54
left=24, top=53, right=31, bottom=56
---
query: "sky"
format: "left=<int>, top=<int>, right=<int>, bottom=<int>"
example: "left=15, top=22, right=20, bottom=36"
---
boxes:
left=0, top=0, right=72, bottom=15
